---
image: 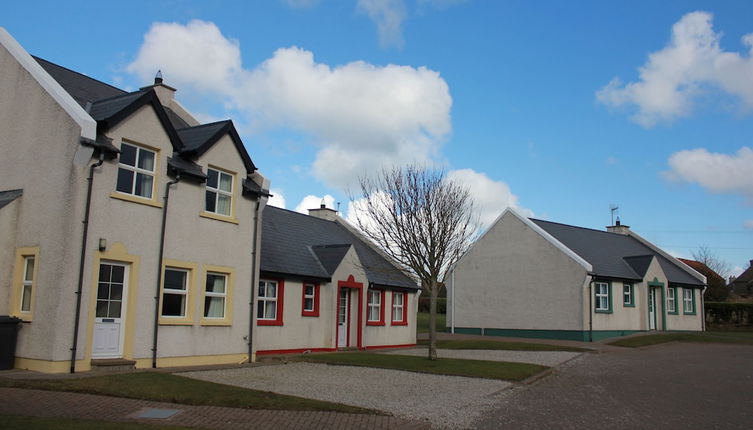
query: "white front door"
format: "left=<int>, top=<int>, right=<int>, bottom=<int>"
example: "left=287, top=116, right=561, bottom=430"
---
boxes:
left=648, top=287, right=657, bottom=330
left=337, top=288, right=349, bottom=348
left=92, top=262, right=128, bottom=358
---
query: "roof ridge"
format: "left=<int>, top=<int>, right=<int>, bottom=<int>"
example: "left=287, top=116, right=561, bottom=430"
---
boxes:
left=90, top=90, right=146, bottom=106
left=175, top=119, right=230, bottom=131
left=266, top=205, right=336, bottom=223
left=33, top=56, right=126, bottom=95
left=530, top=218, right=621, bottom=236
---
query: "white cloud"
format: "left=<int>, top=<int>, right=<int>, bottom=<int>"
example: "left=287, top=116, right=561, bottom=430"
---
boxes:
left=664, top=147, right=753, bottom=199
left=267, top=189, right=286, bottom=208
left=294, top=194, right=337, bottom=214
left=446, top=169, right=532, bottom=229
left=597, top=11, right=753, bottom=126
left=357, top=0, right=407, bottom=49
left=744, top=220, right=753, bottom=230
left=127, top=20, right=452, bottom=190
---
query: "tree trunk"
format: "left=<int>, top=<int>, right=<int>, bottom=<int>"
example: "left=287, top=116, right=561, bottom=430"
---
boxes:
left=428, top=279, right=438, bottom=361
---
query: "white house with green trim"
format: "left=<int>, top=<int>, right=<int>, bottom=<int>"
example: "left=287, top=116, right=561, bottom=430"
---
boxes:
left=447, top=208, right=706, bottom=341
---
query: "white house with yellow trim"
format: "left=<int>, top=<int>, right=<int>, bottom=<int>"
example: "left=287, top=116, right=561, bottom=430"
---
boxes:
left=0, top=28, right=269, bottom=373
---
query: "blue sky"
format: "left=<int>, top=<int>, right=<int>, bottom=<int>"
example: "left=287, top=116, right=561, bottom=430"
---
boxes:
left=4, top=0, right=752, bottom=275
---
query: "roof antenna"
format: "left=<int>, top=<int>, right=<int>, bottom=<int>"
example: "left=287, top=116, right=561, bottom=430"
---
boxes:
left=336, top=202, right=341, bottom=213
left=154, top=70, right=163, bottom=85
left=609, top=204, right=619, bottom=226
left=320, top=198, right=326, bottom=209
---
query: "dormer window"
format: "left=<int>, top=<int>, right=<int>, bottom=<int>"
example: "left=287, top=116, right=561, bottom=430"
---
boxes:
left=206, top=167, right=233, bottom=216
left=116, top=142, right=155, bottom=199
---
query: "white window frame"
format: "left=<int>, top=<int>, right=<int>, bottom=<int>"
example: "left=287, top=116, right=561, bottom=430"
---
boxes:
left=116, top=142, right=156, bottom=199
left=303, top=283, right=316, bottom=312
left=367, top=290, right=381, bottom=322
left=667, top=288, right=676, bottom=313
left=20, top=256, right=35, bottom=313
left=392, top=292, right=405, bottom=322
left=595, top=282, right=609, bottom=311
left=683, top=289, right=694, bottom=313
left=161, top=267, right=189, bottom=318
left=258, top=279, right=279, bottom=320
left=203, top=272, right=227, bottom=319
left=623, top=284, right=633, bottom=305
left=206, top=167, right=233, bottom=216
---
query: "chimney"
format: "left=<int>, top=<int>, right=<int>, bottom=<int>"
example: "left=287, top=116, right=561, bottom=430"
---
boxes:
left=308, top=200, right=338, bottom=221
left=140, top=69, right=177, bottom=106
left=606, top=216, right=631, bottom=235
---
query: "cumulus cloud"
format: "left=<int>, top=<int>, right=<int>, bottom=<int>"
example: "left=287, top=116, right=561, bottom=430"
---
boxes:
left=127, top=20, right=452, bottom=189
left=357, top=0, right=407, bottom=49
left=446, top=169, right=532, bottom=229
left=597, top=11, right=753, bottom=126
left=294, top=194, right=337, bottom=213
left=267, top=189, right=287, bottom=208
left=664, top=147, right=753, bottom=200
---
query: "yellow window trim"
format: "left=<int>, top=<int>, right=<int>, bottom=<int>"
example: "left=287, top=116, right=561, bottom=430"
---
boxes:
left=110, top=192, right=163, bottom=208
left=199, top=264, right=235, bottom=326
left=159, top=259, right=198, bottom=325
left=10, top=247, right=40, bottom=321
left=199, top=211, right=239, bottom=224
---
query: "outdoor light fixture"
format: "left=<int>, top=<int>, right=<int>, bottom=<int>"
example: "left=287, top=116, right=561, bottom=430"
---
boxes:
left=98, top=238, right=107, bottom=252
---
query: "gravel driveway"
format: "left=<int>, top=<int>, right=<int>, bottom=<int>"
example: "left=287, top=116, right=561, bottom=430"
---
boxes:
left=380, top=348, right=582, bottom=367
left=183, top=362, right=510, bottom=429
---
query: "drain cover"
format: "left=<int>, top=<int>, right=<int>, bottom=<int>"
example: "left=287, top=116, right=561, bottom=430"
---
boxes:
left=132, top=408, right=182, bottom=419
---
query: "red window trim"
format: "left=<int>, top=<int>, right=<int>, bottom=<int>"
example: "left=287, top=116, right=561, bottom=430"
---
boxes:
left=301, top=281, right=320, bottom=317
left=390, top=291, right=408, bottom=325
left=257, top=278, right=284, bottom=326
left=366, top=289, right=386, bottom=326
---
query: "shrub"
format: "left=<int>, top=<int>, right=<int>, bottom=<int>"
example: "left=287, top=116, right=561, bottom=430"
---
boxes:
left=705, top=302, right=753, bottom=326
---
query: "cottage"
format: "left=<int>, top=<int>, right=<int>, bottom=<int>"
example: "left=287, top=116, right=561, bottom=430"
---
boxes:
left=730, top=261, right=753, bottom=297
left=447, top=208, right=706, bottom=341
left=256, top=205, right=419, bottom=354
left=0, top=28, right=269, bottom=372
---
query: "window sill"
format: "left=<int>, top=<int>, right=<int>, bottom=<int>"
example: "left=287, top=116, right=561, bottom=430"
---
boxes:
left=366, top=321, right=385, bottom=326
left=594, top=309, right=612, bottom=314
left=390, top=321, right=408, bottom=326
left=623, top=303, right=635, bottom=308
left=667, top=311, right=679, bottom=315
left=258, top=319, right=283, bottom=326
left=110, top=192, right=163, bottom=208
left=682, top=311, right=697, bottom=316
left=301, top=312, right=319, bottom=317
left=159, top=318, right=194, bottom=325
left=11, top=313, right=32, bottom=322
left=200, top=211, right=239, bottom=224
left=200, top=318, right=231, bottom=326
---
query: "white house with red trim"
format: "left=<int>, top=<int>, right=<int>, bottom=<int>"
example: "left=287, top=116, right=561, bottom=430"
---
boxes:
left=254, top=205, right=419, bottom=355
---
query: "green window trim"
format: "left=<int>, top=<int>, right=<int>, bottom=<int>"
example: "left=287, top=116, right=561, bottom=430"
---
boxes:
left=682, top=288, right=697, bottom=315
left=594, top=281, right=612, bottom=314
left=666, top=287, right=679, bottom=315
left=623, top=283, right=635, bottom=307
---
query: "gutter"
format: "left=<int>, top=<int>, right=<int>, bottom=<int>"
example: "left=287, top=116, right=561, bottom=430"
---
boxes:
left=587, top=273, right=595, bottom=343
left=248, top=199, right=260, bottom=363
left=450, top=270, right=455, bottom=334
left=152, top=174, right=180, bottom=368
left=70, top=152, right=104, bottom=373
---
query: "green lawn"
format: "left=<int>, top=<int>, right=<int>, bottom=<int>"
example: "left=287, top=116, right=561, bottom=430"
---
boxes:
left=419, top=339, right=588, bottom=352
left=303, top=352, right=547, bottom=381
left=0, top=415, right=210, bottom=430
left=609, top=331, right=753, bottom=348
left=417, top=311, right=446, bottom=333
left=0, top=372, right=373, bottom=414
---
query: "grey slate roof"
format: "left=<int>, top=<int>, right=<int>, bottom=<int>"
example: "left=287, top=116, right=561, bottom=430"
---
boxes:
left=0, top=189, right=23, bottom=210
left=176, top=122, right=229, bottom=152
left=88, top=91, right=147, bottom=121
left=531, top=219, right=704, bottom=287
left=34, top=56, right=125, bottom=107
left=261, top=206, right=418, bottom=290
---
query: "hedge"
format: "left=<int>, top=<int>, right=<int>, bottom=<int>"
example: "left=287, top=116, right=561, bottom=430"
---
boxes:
left=418, top=297, right=447, bottom=314
left=705, top=302, right=753, bottom=326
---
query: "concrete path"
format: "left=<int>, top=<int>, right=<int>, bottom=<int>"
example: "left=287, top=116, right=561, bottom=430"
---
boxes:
left=380, top=347, right=582, bottom=367
left=473, top=342, right=753, bottom=429
left=0, top=386, right=430, bottom=430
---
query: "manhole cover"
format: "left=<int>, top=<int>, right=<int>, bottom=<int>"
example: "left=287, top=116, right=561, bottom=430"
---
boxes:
left=132, top=408, right=182, bottom=419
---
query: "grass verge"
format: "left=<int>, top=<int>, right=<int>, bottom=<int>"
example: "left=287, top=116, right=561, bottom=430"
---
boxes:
left=303, top=352, right=547, bottom=382
left=0, top=414, right=210, bottom=430
left=417, top=312, right=446, bottom=334
left=609, top=331, right=753, bottom=348
left=418, top=339, right=588, bottom=352
left=0, top=372, right=373, bottom=414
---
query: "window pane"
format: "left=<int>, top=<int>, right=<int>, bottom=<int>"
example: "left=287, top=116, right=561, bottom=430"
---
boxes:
left=116, top=168, right=134, bottom=193
left=304, top=297, right=314, bottom=311
left=205, top=190, right=217, bottom=212
left=206, top=274, right=226, bottom=294
left=219, top=172, right=232, bottom=192
left=97, top=283, right=109, bottom=300
left=24, top=257, right=34, bottom=281
left=217, top=194, right=231, bottom=216
left=21, top=285, right=32, bottom=312
left=204, top=296, right=225, bottom=318
left=264, top=301, right=276, bottom=319
left=258, top=282, right=266, bottom=297
left=137, top=148, right=155, bottom=171
left=111, top=265, right=125, bottom=283
left=305, top=285, right=314, bottom=296
left=109, top=300, right=122, bottom=318
left=98, top=265, right=111, bottom=282
left=257, top=301, right=264, bottom=319
left=164, top=269, right=186, bottom=291
left=110, top=285, right=123, bottom=301
left=162, top=293, right=185, bottom=317
left=120, top=143, right=136, bottom=166
left=96, top=300, right=109, bottom=317
left=207, top=169, right=218, bottom=189
left=267, top=283, right=276, bottom=298
left=135, top=173, right=153, bottom=198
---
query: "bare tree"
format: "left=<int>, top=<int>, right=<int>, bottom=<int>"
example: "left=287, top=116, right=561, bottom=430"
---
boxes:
left=351, top=165, right=477, bottom=360
left=692, top=245, right=732, bottom=279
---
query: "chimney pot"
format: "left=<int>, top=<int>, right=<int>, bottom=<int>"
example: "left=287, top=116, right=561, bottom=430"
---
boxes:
left=154, top=70, right=163, bottom=85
